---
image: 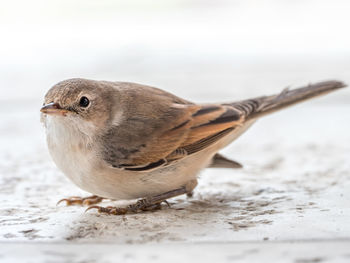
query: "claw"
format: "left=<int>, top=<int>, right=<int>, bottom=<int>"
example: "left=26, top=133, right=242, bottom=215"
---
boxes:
left=163, top=200, right=171, bottom=208
left=56, top=199, right=69, bottom=206
left=85, top=205, right=128, bottom=215
left=56, top=198, right=82, bottom=206
left=85, top=205, right=101, bottom=213
left=56, top=195, right=104, bottom=207
left=82, top=196, right=103, bottom=206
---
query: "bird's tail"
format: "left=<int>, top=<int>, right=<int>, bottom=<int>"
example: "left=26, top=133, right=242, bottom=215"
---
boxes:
left=227, top=80, right=346, bottom=120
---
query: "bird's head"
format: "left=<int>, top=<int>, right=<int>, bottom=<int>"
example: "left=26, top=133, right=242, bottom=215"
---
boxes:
left=41, top=78, right=117, bottom=137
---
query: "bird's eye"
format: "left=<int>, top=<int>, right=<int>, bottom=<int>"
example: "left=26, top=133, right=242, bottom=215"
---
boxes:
left=79, top=96, right=90, bottom=108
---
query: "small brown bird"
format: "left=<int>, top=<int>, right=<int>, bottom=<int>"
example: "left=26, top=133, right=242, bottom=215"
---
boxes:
left=41, top=79, right=346, bottom=215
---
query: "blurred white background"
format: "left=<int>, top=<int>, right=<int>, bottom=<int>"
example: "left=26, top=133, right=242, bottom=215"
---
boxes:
left=1, top=0, right=350, bottom=103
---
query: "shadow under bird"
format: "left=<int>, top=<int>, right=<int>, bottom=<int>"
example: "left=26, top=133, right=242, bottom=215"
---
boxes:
left=40, top=79, right=346, bottom=215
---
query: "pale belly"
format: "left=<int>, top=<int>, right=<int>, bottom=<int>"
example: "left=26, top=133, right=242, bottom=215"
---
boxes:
left=45, top=116, right=255, bottom=200
left=49, top=140, right=214, bottom=200
left=48, top=144, right=211, bottom=199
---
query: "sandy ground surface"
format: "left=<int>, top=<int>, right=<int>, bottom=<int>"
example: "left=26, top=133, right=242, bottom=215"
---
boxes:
left=0, top=98, right=349, bottom=262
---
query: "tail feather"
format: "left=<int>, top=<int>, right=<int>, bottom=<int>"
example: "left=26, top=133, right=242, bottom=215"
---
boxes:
left=226, top=80, right=346, bottom=120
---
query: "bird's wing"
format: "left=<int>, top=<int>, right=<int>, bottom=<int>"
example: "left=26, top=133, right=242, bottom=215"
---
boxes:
left=100, top=102, right=247, bottom=171
left=100, top=80, right=346, bottom=171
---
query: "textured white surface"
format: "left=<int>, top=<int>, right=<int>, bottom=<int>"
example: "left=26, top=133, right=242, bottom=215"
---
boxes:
left=1, top=242, right=350, bottom=263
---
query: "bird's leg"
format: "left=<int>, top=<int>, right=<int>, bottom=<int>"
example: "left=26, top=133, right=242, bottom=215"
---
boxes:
left=57, top=195, right=105, bottom=206
left=86, top=186, right=188, bottom=215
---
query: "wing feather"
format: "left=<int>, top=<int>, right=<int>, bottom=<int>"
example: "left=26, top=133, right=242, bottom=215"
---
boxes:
left=100, top=85, right=247, bottom=171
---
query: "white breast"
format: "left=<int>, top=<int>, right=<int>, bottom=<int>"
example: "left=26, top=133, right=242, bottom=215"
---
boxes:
left=43, top=115, right=98, bottom=190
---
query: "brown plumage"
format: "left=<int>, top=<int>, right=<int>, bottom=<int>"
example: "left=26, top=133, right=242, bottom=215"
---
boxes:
left=94, top=80, right=345, bottom=171
left=41, top=78, right=346, bottom=214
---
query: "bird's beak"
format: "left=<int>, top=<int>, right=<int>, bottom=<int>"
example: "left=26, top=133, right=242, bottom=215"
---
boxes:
left=40, top=102, right=69, bottom=116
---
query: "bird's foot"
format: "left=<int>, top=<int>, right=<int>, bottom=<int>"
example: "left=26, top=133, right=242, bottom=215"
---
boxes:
left=85, top=187, right=187, bottom=215
left=57, top=195, right=104, bottom=206
left=85, top=199, right=170, bottom=215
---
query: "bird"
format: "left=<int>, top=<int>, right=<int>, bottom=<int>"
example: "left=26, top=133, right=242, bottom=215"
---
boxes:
left=40, top=79, right=346, bottom=215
